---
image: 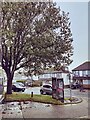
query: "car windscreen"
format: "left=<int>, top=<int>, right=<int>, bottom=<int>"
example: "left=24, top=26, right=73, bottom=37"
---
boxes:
left=18, top=83, right=24, bottom=87
left=14, top=83, right=24, bottom=87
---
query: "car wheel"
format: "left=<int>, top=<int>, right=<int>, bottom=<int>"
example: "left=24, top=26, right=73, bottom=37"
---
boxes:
left=13, top=89, right=17, bottom=92
left=22, top=89, right=25, bottom=92
left=40, top=90, right=43, bottom=94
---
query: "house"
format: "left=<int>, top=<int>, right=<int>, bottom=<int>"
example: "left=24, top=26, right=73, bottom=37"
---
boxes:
left=39, top=69, right=70, bottom=86
left=72, top=61, right=90, bottom=89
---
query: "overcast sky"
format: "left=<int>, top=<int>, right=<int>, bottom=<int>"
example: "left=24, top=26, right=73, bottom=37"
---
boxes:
left=54, top=1, right=88, bottom=71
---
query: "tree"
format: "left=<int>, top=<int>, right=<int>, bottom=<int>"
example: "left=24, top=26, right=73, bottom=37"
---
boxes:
left=1, top=2, right=73, bottom=94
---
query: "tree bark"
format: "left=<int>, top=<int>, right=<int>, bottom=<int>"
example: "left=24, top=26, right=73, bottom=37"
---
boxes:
left=6, top=72, right=14, bottom=94
left=6, top=76, right=12, bottom=94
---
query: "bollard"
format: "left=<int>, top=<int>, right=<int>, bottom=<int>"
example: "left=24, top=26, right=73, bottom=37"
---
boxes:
left=31, top=92, right=33, bottom=97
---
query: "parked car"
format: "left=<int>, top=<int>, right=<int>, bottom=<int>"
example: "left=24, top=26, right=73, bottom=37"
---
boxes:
left=40, top=84, right=52, bottom=95
left=71, top=82, right=80, bottom=89
left=25, top=81, right=32, bottom=87
left=12, top=83, right=25, bottom=92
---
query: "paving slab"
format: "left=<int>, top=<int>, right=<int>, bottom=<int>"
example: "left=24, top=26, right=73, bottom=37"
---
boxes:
left=0, top=104, right=3, bottom=120
left=2, top=102, right=23, bottom=118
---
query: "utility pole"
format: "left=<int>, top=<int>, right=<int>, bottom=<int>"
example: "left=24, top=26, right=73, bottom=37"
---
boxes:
left=69, top=73, right=72, bottom=101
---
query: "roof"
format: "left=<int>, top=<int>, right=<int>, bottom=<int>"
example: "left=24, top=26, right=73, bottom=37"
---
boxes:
left=43, top=70, right=70, bottom=74
left=72, top=61, right=90, bottom=71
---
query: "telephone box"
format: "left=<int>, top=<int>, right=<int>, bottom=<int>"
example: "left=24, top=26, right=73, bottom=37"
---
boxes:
left=52, top=77, right=64, bottom=102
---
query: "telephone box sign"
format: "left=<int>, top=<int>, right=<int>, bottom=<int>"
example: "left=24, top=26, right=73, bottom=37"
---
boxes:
left=52, top=77, right=64, bottom=102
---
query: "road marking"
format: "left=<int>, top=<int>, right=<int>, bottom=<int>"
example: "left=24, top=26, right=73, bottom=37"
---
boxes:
left=79, top=116, right=90, bottom=118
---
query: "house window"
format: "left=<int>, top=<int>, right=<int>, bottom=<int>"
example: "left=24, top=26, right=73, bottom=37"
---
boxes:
left=82, top=70, right=90, bottom=77
left=72, top=71, right=76, bottom=76
left=75, top=71, right=80, bottom=76
left=79, top=71, right=82, bottom=76
left=82, top=71, right=86, bottom=77
left=52, top=73, right=55, bottom=77
left=88, top=71, right=90, bottom=76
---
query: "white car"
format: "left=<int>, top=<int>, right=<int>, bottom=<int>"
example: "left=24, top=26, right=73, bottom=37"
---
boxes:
left=40, top=84, right=52, bottom=95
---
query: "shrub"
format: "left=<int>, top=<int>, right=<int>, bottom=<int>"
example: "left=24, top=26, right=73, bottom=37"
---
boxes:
left=16, top=80, right=26, bottom=84
left=32, top=80, right=43, bottom=87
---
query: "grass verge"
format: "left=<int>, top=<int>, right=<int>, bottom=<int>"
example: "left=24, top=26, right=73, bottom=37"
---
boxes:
left=4, top=93, right=64, bottom=105
left=3, top=93, right=82, bottom=105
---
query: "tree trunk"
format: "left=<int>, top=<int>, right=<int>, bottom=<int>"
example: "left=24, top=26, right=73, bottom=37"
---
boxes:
left=6, top=73, right=13, bottom=94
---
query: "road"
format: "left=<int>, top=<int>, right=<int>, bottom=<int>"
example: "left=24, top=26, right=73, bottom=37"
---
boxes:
left=21, top=99, right=88, bottom=118
left=24, top=87, right=40, bottom=95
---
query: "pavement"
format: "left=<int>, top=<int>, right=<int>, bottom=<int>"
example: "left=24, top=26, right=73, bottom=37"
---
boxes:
left=0, top=88, right=89, bottom=119
left=64, top=97, right=82, bottom=104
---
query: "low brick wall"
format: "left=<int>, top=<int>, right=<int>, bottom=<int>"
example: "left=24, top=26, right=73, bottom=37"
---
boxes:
left=64, top=85, right=70, bottom=88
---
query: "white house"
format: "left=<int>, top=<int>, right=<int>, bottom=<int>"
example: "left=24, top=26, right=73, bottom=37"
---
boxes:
left=39, top=70, right=70, bottom=86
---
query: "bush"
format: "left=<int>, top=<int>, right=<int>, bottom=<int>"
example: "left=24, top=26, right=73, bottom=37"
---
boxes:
left=32, top=80, right=42, bottom=87
left=16, top=80, right=43, bottom=87
left=16, top=80, right=26, bottom=84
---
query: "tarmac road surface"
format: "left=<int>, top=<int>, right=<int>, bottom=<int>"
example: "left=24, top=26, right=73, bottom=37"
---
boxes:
left=21, top=97, right=88, bottom=118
